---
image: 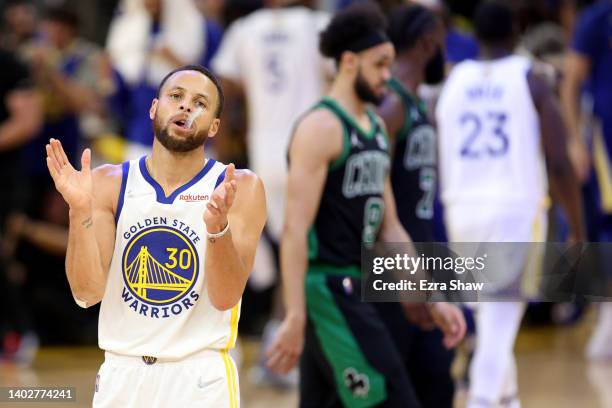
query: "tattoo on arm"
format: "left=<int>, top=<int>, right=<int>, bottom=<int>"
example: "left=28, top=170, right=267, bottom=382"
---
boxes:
left=81, top=217, right=93, bottom=228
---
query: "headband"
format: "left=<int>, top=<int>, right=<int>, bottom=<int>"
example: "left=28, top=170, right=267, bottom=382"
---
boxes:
left=345, top=29, right=390, bottom=54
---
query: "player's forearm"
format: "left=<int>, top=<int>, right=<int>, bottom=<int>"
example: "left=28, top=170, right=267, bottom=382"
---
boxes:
left=379, top=217, right=412, bottom=243
left=549, top=168, right=585, bottom=240
left=66, top=208, right=107, bottom=303
left=280, top=226, right=308, bottom=323
left=205, top=230, right=248, bottom=311
left=560, top=72, right=584, bottom=142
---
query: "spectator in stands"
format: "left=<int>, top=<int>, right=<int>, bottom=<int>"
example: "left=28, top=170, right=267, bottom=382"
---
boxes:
left=0, top=48, right=42, bottom=364
left=106, top=0, right=206, bottom=159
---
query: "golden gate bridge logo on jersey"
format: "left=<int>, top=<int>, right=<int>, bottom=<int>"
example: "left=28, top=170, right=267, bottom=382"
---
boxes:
left=121, top=225, right=200, bottom=318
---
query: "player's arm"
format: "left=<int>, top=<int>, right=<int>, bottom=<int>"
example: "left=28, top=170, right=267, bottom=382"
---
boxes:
left=46, top=139, right=119, bottom=307
left=280, top=111, right=341, bottom=324
left=561, top=9, right=598, bottom=183
left=377, top=130, right=466, bottom=347
left=560, top=51, right=591, bottom=182
left=266, top=109, right=343, bottom=374
left=528, top=66, right=585, bottom=241
left=374, top=112, right=412, bottom=243
left=379, top=176, right=412, bottom=243
left=379, top=175, right=466, bottom=345
left=204, top=165, right=267, bottom=311
left=378, top=112, right=412, bottom=243
left=377, top=91, right=405, bottom=149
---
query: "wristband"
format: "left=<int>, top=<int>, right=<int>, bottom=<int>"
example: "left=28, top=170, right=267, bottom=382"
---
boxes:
left=207, top=222, right=230, bottom=240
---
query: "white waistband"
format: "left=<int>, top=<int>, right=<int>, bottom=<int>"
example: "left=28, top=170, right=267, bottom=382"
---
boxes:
left=104, top=348, right=225, bottom=365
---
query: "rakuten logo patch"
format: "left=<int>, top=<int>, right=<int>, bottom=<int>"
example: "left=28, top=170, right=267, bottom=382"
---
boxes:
left=179, top=193, right=209, bottom=202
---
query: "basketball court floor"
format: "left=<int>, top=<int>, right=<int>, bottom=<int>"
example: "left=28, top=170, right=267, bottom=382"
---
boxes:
left=0, top=310, right=610, bottom=407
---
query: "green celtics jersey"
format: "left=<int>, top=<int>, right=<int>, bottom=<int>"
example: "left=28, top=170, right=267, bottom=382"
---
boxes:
left=306, top=97, right=390, bottom=268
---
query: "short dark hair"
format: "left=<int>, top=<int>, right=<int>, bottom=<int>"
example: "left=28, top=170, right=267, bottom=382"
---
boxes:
left=319, top=1, right=388, bottom=63
left=474, top=1, right=516, bottom=46
left=44, top=6, right=79, bottom=31
left=156, top=65, right=225, bottom=118
left=388, top=4, right=439, bottom=53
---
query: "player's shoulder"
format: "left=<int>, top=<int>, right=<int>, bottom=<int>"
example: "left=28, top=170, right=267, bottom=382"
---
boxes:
left=448, top=58, right=476, bottom=73
left=526, top=60, right=555, bottom=104
left=289, top=106, right=345, bottom=161
left=296, top=104, right=343, bottom=135
left=91, top=163, right=123, bottom=208
left=527, top=59, right=555, bottom=84
left=92, top=163, right=123, bottom=185
left=443, top=58, right=475, bottom=87
left=239, top=7, right=280, bottom=26
left=380, top=87, right=405, bottom=116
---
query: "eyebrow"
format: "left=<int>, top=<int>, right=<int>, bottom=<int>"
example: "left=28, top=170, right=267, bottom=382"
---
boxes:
left=168, top=86, right=210, bottom=103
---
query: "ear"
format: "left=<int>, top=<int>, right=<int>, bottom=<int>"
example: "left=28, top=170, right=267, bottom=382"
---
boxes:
left=149, top=98, right=158, bottom=120
left=207, top=118, right=221, bottom=138
left=339, top=51, right=358, bottom=73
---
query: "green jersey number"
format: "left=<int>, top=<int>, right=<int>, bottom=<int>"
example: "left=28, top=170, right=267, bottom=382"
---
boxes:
left=416, top=167, right=436, bottom=220
left=363, top=197, right=385, bottom=246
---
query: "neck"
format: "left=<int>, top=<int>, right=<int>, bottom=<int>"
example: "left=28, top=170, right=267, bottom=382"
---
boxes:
left=393, top=55, right=424, bottom=94
left=327, top=76, right=368, bottom=118
left=147, top=141, right=207, bottom=193
left=479, top=44, right=513, bottom=60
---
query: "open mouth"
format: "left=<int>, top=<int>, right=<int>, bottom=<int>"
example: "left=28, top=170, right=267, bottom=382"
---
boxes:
left=172, top=119, right=190, bottom=129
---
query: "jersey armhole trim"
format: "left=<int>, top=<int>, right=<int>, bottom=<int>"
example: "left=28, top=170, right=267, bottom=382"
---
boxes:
left=115, top=161, right=130, bottom=224
left=329, top=122, right=350, bottom=171
left=215, top=167, right=227, bottom=189
left=307, top=225, right=319, bottom=261
left=388, top=79, right=416, bottom=143
left=524, top=63, right=541, bottom=121
left=313, top=101, right=351, bottom=171
left=397, top=110, right=412, bottom=143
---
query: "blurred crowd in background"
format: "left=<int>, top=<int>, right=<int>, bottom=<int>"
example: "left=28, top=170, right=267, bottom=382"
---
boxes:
left=0, top=0, right=609, bottom=371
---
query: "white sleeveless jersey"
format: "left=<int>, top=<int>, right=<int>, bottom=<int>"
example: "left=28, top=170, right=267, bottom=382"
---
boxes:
left=436, top=55, right=548, bottom=212
left=98, top=157, right=240, bottom=359
left=212, top=7, right=330, bottom=238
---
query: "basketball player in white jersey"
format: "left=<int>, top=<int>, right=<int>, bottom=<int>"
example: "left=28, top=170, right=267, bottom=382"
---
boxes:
left=212, top=0, right=329, bottom=244
left=212, top=1, right=330, bottom=383
left=436, top=2, right=584, bottom=407
left=45, top=65, right=266, bottom=407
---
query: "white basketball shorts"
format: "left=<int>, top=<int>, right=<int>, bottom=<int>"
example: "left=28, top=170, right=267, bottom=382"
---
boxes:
left=93, top=349, right=240, bottom=408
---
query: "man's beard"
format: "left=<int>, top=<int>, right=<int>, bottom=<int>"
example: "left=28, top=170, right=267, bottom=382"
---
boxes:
left=354, top=69, right=385, bottom=106
left=153, top=114, right=209, bottom=153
